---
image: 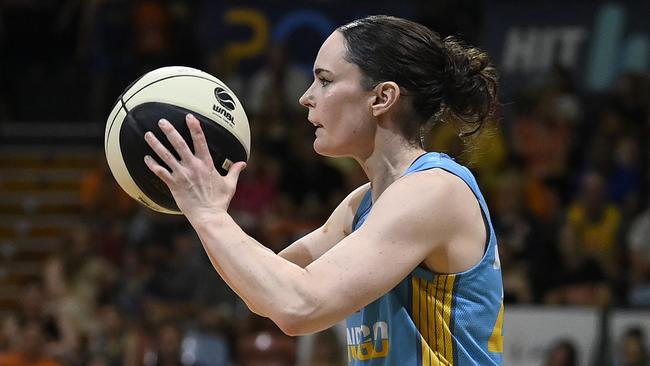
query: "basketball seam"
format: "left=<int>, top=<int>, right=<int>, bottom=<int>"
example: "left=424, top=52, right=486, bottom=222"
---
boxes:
left=105, top=73, right=250, bottom=158
left=105, top=74, right=226, bottom=142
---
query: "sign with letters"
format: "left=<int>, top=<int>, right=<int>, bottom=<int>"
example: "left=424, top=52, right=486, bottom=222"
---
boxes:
left=481, top=1, right=649, bottom=96
left=198, top=1, right=415, bottom=75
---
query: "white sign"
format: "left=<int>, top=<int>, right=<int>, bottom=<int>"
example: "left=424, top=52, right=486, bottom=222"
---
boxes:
left=504, top=306, right=600, bottom=366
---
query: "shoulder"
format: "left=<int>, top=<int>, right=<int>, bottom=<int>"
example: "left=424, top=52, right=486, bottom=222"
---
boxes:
left=361, top=169, right=485, bottom=272
left=368, top=168, right=481, bottom=241
left=381, top=168, right=476, bottom=213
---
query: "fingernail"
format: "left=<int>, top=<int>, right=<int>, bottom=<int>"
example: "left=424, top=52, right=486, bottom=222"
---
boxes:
left=144, top=155, right=150, bottom=162
left=144, top=131, right=151, bottom=138
left=186, top=114, right=193, bottom=121
left=158, top=119, right=167, bottom=127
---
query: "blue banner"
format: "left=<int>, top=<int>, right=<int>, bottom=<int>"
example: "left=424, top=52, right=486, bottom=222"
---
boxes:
left=198, top=1, right=416, bottom=74
left=481, top=1, right=649, bottom=96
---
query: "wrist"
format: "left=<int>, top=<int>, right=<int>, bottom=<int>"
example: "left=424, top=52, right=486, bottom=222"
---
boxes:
left=187, top=208, right=231, bottom=229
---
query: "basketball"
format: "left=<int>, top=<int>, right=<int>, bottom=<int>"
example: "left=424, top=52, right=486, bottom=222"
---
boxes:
left=104, top=66, right=251, bottom=215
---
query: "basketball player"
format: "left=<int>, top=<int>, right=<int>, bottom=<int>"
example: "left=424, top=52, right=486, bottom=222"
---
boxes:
left=143, top=15, right=503, bottom=365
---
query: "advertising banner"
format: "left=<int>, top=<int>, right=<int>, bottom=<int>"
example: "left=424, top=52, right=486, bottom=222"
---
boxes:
left=481, top=1, right=649, bottom=96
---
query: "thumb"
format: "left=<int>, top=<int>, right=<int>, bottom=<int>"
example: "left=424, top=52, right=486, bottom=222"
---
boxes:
left=226, top=161, right=247, bottom=184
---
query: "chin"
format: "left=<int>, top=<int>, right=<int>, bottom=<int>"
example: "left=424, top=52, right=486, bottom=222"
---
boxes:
left=313, top=139, right=341, bottom=158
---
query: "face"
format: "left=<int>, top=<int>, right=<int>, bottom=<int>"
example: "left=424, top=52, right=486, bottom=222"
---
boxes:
left=299, top=31, right=376, bottom=158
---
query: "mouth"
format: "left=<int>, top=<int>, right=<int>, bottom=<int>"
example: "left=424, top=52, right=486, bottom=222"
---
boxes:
left=309, top=119, right=323, bottom=128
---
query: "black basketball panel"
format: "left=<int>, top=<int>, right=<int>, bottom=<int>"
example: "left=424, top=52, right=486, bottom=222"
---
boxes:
left=119, top=102, right=248, bottom=213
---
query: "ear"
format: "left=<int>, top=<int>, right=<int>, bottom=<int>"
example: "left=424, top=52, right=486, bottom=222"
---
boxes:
left=370, top=81, right=401, bottom=117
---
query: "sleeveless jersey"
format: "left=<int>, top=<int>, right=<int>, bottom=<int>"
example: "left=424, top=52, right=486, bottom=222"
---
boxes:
left=345, top=152, right=504, bottom=365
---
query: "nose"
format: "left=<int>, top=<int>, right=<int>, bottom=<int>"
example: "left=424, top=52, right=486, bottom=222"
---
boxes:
left=299, top=83, right=314, bottom=108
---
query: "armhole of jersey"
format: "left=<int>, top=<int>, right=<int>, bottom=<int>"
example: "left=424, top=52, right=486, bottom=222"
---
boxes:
left=479, top=202, right=490, bottom=255
left=351, top=188, right=372, bottom=231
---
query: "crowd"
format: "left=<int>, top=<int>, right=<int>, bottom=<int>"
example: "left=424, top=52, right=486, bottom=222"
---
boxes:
left=1, top=0, right=649, bottom=365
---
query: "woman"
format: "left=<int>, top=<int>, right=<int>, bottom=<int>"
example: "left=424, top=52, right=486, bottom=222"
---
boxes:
left=143, top=15, right=503, bottom=365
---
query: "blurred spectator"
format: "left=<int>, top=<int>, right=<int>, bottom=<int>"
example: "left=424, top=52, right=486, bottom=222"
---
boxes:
left=139, top=229, right=239, bottom=321
left=609, top=136, right=642, bottom=219
left=42, top=224, right=116, bottom=342
left=511, top=71, right=580, bottom=221
left=132, top=0, right=172, bottom=74
left=143, top=322, right=184, bottom=366
left=110, top=247, right=153, bottom=318
left=0, top=320, right=64, bottom=366
left=87, top=304, right=140, bottom=366
left=491, top=169, right=556, bottom=303
left=246, top=43, right=311, bottom=116
left=609, top=73, right=650, bottom=128
left=615, top=327, right=649, bottom=366
left=565, top=171, right=622, bottom=279
left=626, top=204, right=650, bottom=306
left=1, top=282, right=77, bottom=362
left=543, top=338, right=578, bottom=366
left=425, top=120, right=508, bottom=194
left=545, top=224, right=610, bottom=306
left=463, top=124, right=508, bottom=192
left=230, top=154, right=280, bottom=229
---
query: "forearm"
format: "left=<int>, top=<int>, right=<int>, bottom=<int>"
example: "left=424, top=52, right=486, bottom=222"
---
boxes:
left=190, top=211, right=318, bottom=325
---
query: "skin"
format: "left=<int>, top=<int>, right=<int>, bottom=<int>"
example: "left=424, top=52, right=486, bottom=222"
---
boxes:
left=143, top=31, right=486, bottom=335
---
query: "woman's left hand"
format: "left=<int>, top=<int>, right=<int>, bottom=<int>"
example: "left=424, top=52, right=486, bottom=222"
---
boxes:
left=143, top=113, right=246, bottom=222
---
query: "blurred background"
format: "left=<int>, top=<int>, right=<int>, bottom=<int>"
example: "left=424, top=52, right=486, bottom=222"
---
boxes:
left=0, top=0, right=649, bottom=365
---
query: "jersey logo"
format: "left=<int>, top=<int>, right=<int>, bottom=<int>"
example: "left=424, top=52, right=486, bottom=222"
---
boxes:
left=346, top=321, right=390, bottom=361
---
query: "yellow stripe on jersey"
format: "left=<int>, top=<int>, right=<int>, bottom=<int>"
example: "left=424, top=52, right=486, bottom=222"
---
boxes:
left=442, top=275, right=456, bottom=361
left=412, top=275, right=457, bottom=366
left=434, top=276, right=444, bottom=358
left=420, top=278, right=430, bottom=365
left=488, top=302, right=504, bottom=353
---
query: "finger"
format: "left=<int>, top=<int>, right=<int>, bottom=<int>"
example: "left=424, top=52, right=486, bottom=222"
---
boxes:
left=144, top=131, right=181, bottom=170
left=186, top=114, right=213, bottom=164
left=144, top=155, right=174, bottom=185
left=158, top=119, right=194, bottom=162
left=225, top=161, right=247, bottom=185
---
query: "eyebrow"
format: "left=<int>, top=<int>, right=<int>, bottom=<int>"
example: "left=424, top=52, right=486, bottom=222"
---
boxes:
left=314, top=68, right=332, bottom=76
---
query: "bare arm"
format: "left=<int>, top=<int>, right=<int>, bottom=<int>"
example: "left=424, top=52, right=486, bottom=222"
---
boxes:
left=143, top=115, right=483, bottom=335
left=278, top=183, right=369, bottom=267
left=189, top=170, right=477, bottom=335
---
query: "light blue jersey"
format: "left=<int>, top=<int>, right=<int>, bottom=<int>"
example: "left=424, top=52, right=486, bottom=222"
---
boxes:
left=345, top=152, right=504, bottom=365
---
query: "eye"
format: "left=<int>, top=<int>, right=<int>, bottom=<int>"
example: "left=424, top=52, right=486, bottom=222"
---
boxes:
left=318, top=77, right=331, bottom=87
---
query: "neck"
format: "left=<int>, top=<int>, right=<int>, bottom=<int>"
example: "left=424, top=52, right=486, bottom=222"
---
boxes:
left=354, top=135, right=426, bottom=202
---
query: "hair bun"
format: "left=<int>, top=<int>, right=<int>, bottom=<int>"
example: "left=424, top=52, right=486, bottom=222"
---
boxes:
left=442, top=36, right=498, bottom=137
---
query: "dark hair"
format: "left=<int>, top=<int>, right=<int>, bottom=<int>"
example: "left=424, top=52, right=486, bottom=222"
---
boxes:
left=545, top=339, right=578, bottom=366
left=337, top=15, right=498, bottom=144
left=624, top=326, right=645, bottom=341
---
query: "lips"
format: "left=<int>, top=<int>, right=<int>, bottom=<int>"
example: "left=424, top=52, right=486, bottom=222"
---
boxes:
left=308, top=118, right=323, bottom=128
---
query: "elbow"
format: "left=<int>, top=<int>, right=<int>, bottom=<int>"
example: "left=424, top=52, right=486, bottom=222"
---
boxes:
left=275, top=317, right=305, bottom=337
left=272, top=295, right=323, bottom=336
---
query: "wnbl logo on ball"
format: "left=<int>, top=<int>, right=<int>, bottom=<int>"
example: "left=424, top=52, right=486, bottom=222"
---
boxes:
left=213, top=87, right=235, bottom=125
